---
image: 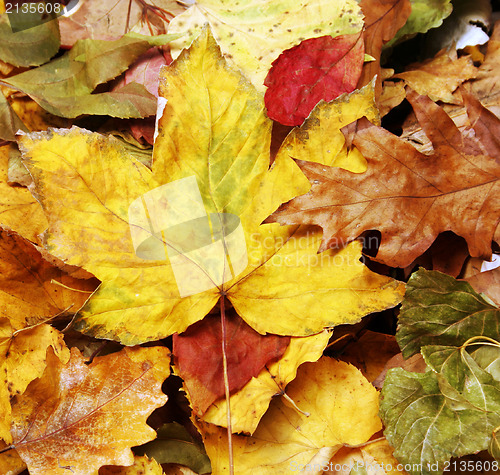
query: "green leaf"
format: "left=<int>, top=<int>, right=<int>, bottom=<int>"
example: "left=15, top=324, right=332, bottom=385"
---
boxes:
left=0, top=91, right=27, bottom=142
left=491, top=428, right=500, bottom=461
left=471, top=345, right=500, bottom=381
left=135, top=422, right=211, bottom=474
left=2, top=33, right=180, bottom=118
left=397, top=269, right=500, bottom=358
left=0, top=12, right=60, bottom=67
left=422, top=343, right=500, bottom=414
left=386, top=0, right=453, bottom=47
left=380, top=367, right=500, bottom=475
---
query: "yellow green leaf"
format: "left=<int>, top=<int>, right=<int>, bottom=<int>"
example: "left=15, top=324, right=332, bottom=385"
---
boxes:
left=201, top=330, right=331, bottom=434
left=168, top=0, right=364, bottom=90
left=20, top=28, right=404, bottom=345
left=198, top=357, right=382, bottom=474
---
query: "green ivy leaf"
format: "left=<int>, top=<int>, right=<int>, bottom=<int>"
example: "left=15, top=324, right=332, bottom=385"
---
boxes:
left=0, top=12, right=60, bottom=67
left=397, top=269, right=500, bottom=358
left=380, top=366, right=500, bottom=475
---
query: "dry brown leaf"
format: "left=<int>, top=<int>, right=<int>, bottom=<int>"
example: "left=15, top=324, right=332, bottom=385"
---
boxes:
left=464, top=266, right=500, bottom=306
left=401, top=21, right=500, bottom=153
left=58, top=0, right=187, bottom=47
left=0, top=226, right=98, bottom=331
left=372, top=353, right=426, bottom=389
left=358, top=0, right=412, bottom=100
left=393, top=49, right=477, bottom=104
left=339, top=330, right=400, bottom=382
left=269, top=90, right=500, bottom=268
left=11, top=346, right=170, bottom=475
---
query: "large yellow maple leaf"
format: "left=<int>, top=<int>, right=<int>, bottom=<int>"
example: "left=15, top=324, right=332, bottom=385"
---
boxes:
left=19, top=28, right=404, bottom=345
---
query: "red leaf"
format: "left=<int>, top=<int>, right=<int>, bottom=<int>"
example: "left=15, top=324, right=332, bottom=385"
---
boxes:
left=264, top=34, right=364, bottom=126
left=173, top=311, right=290, bottom=416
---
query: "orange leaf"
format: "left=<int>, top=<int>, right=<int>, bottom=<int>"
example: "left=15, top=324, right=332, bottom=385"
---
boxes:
left=11, top=346, right=170, bottom=475
left=0, top=226, right=98, bottom=331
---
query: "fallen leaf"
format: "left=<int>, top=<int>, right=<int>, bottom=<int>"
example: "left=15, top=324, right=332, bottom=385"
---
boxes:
left=381, top=341, right=500, bottom=474
left=0, top=10, right=59, bottom=67
left=59, top=0, right=187, bottom=47
left=357, top=0, right=412, bottom=100
left=11, top=346, right=170, bottom=475
left=396, top=269, right=500, bottom=358
left=3, top=33, right=179, bottom=118
left=372, top=352, right=426, bottom=389
left=427, top=232, right=469, bottom=277
left=0, top=146, right=47, bottom=242
left=113, top=47, right=171, bottom=97
left=393, top=49, right=477, bottom=104
left=269, top=90, right=500, bottom=268
left=0, top=91, right=27, bottom=142
left=199, top=357, right=382, bottom=474
left=387, top=0, right=453, bottom=47
left=264, top=33, right=364, bottom=126
left=0, top=441, right=25, bottom=475
left=4, top=91, right=71, bottom=134
left=99, top=455, right=165, bottom=475
left=202, top=330, right=330, bottom=434
left=491, top=429, right=500, bottom=462
left=0, top=323, right=69, bottom=443
left=378, top=79, right=406, bottom=116
left=168, top=0, right=364, bottom=90
left=325, top=438, right=410, bottom=474
left=339, top=330, right=400, bottom=382
left=470, top=20, right=500, bottom=118
left=112, top=47, right=172, bottom=145
left=135, top=422, right=211, bottom=474
left=173, top=312, right=290, bottom=416
left=273, top=81, right=379, bottom=172
left=163, top=466, right=198, bottom=475
left=465, top=267, right=500, bottom=306
left=400, top=22, right=500, bottom=155
left=0, top=226, right=97, bottom=331
left=20, top=29, right=404, bottom=345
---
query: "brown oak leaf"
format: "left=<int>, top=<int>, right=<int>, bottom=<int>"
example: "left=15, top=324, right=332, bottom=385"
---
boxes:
left=10, top=346, right=170, bottom=475
left=358, top=0, right=412, bottom=99
left=268, top=90, right=500, bottom=267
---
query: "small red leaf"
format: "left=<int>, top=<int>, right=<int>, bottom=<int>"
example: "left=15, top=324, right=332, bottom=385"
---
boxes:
left=264, top=34, right=365, bottom=126
left=173, top=311, right=290, bottom=416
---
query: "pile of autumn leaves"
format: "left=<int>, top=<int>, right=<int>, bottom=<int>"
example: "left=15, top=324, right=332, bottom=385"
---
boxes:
left=0, top=0, right=499, bottom=474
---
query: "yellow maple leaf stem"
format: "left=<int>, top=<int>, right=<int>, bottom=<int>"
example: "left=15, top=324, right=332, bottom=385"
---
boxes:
left=220, top=296, right=234, bottom=475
